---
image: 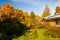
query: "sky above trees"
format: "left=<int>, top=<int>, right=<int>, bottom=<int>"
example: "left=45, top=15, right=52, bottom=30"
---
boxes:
left=0, top=0, right=60, bottom=15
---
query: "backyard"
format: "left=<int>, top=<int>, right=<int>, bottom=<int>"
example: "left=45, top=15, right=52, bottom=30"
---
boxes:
left=0, top=2, right=60, bottom=40
left=13, top=29, right=60, bottom=40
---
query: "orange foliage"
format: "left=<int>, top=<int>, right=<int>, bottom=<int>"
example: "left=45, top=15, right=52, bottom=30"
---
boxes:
left=41, top=19, right=46, bottom=26
left=0, top=3, right=41, bottom=28
left=48, top=22, right=56, bottom=27
left=2, top=3, right=10, bottom=9
left=55, top=6, right=60, bottom=14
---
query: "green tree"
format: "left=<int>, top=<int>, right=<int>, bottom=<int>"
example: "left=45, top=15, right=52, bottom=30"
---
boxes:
left=30, top=11, right=36, bottom=25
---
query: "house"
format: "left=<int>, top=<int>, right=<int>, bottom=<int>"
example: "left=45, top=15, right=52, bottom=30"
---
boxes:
left=41, top=14, right=60, bottom=27
left=41, top=6, right=60, bottom=26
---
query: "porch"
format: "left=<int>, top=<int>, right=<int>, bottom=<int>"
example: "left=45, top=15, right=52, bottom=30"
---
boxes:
left=45, top=14, right=60, bottom=27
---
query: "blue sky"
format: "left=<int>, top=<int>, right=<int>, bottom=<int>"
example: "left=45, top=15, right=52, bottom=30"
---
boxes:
left=0, top=0, right=60, bottom=15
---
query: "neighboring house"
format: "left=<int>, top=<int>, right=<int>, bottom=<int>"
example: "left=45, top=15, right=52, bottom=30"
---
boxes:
left=41, top=14, right=60, bottom=26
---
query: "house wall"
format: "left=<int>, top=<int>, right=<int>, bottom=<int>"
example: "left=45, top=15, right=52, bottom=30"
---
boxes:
left=41, top=18, right=60, bottom=26
left=46, top=18, right=60, bottom=27
left=57, top=20, right=60, bottom=25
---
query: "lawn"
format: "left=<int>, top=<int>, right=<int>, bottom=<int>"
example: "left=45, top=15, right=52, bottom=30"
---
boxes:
left=13, top=29, right=60, bottom=40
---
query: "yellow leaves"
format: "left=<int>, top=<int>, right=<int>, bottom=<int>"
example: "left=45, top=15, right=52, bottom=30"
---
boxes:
left=0, top=3, right=13, bottom=21
left=27, top=17, right=32, bottom=22
left=0, top=3, right=41, bottom=28
left=2, top=3, right=12, bottom=15
left=27, top=18, right=31, bottom=22
left=42, top=5, right=50, bottom=18
left=13, top=10, right=16, bottom=13
left=1, top=3, right=23, bottom=20
left=0, top=3, right=41, bottom=27
left=11, top=15, right=15, bottom=19
left=48, top=22, right=56, bottom=27
left=23, top=12, right=28, bottom=17
left=26, top=23, right=31, bottom=27
left=35, top=16, right=40, bottom=21
left=25, top=17, right=32, bottom=27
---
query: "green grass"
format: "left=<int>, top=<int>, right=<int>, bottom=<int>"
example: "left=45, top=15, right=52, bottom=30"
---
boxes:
left=12, top=29, right=60, bottom=40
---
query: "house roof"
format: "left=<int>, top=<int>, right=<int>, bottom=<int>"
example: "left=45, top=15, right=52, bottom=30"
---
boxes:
left=46, top=14, right=60, bottom=19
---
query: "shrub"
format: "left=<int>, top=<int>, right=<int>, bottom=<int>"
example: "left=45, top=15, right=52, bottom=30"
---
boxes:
left=48, top=22, right=56, bottom=27
left=39, top=22, right=50, bottom=29
left=0, top=18, right=27, bottom=40
left=44, top=27, right=60, bottom=38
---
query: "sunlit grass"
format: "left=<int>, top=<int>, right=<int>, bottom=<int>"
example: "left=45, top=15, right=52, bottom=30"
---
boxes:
left=13, top=29, right=60, bottom=40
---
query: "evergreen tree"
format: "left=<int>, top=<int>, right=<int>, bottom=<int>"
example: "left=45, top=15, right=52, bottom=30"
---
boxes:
left=30, top=11, right=36, bottom=25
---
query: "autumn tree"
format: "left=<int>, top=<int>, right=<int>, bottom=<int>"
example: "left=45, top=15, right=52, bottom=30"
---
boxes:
left=0, top=2, right=42, bottom=30
left=22, top=12, right=28, bottom=23
left=1, top=3, right=14, bottom=20
left=23, top=12, right=29, bottom=25
left=55, top=6, right=60, bottom=14
left=35, top=15, right=40, bottom=23
left=42, top=5, right=50, bottom=18
left=0, top=3, right=28, bottom=40
left=21, top=11, right=32, bottom=27
left=13, top=9, right=23, bottom=20
left=0, top=3, right=24, bottom=21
